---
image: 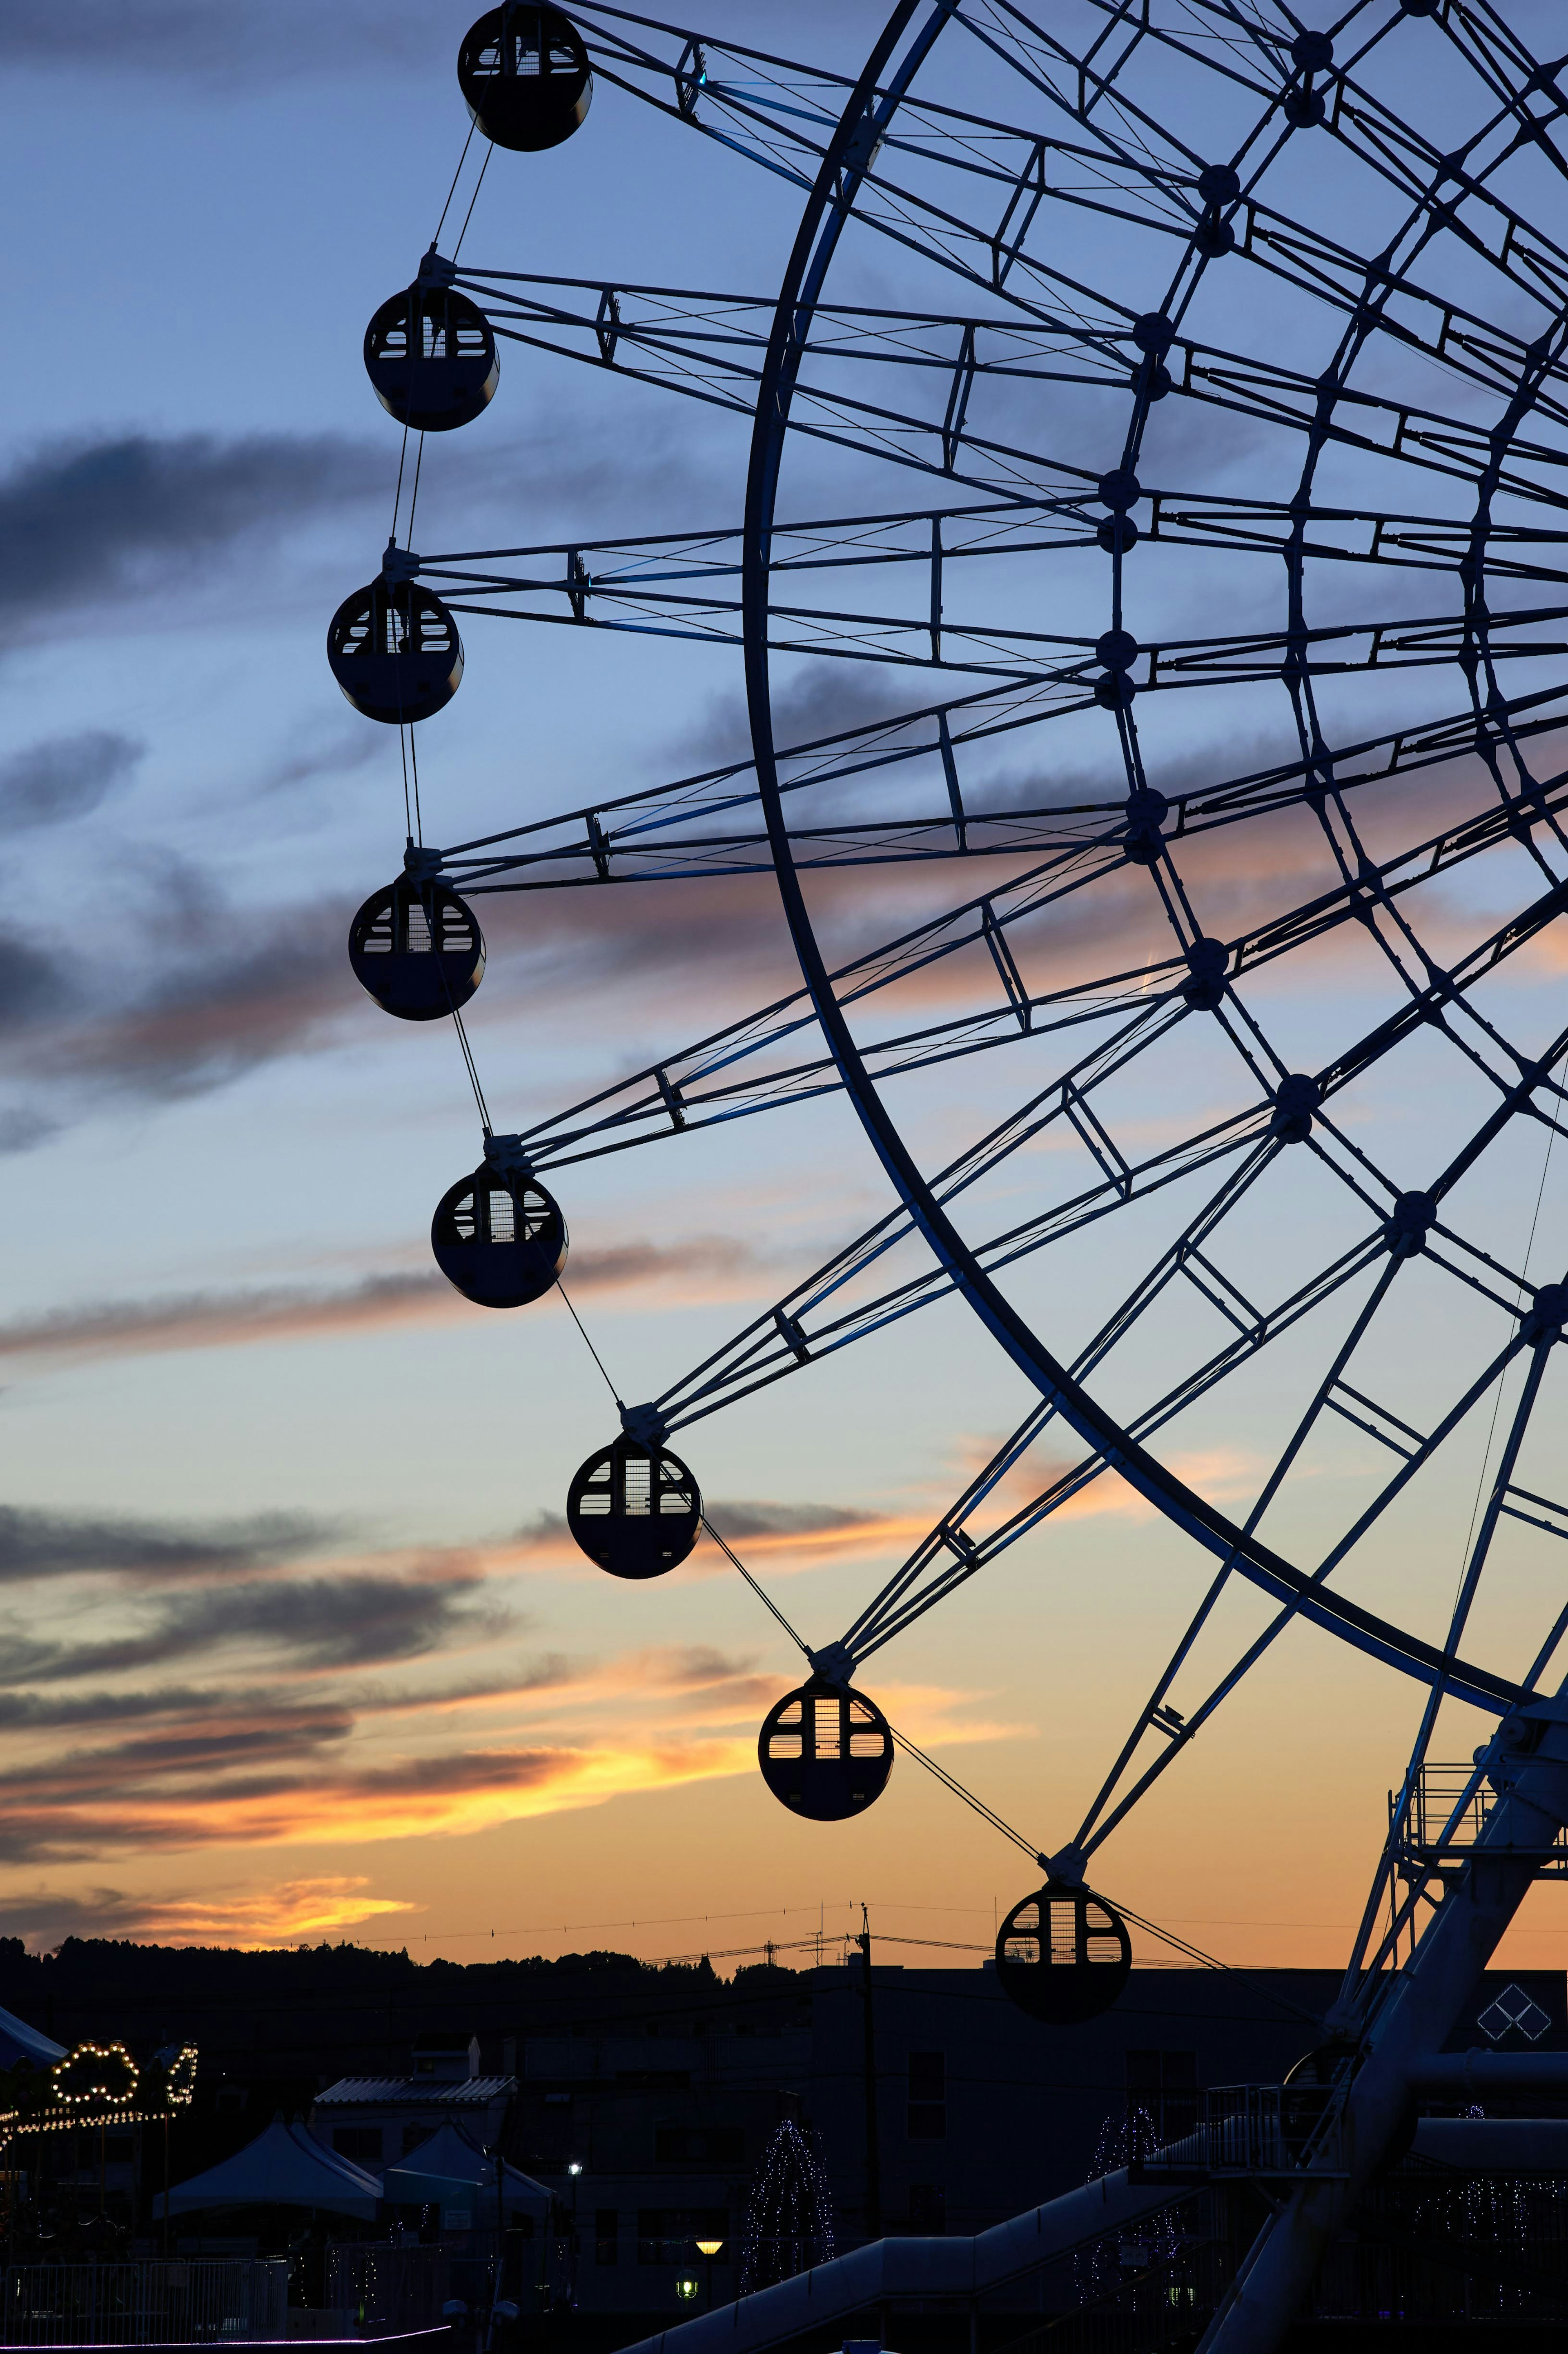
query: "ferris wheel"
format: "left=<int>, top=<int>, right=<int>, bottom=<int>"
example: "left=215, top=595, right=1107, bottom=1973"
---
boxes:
left=332, top=2, right=1568, bottom=2334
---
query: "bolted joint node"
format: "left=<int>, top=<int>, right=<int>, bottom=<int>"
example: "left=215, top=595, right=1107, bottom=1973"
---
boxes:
left=1096, top=628, right=1139, bottom=672
left=1128, top=314, right=1174, bottom=400
left=381, top=539, right=421, bottom=586
left=1270, top=1071, right=1321, bottom=1142
left=1520, top=1281, right=1568, bottom=1347
left=1194, top=162, right=1240, bottom=257
left=417, top=245, right=458, bottom=287
left=1383, top=1188, right=1436, bottom=1259
left=1182, top=935, right=1228, bottom=1012
left=1044, top=1844, right=1087, bottom=1886
left=402, top=840, right=446, bottom=882
left=483, top=1131, right=537, bottom=1180
left=1123, top=786, right=1169, bottom=867
left=1096, top=514, right=1140, bottom=555
left=619, top=1399, right=669, bottom=1450
left=1283, top=32, right=1331, bottom=125
left=806, top=1640, right=856, bottom=1689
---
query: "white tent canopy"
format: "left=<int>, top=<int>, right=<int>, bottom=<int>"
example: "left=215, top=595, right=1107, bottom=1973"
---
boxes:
left=0, top=2003, right=65, bottom=2071
left=382, top=2122, right=550, bottom=2224
left=155, top=2116, right=381, bottom=2221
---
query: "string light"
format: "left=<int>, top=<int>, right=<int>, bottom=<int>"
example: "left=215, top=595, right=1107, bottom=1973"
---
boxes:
left=0, top=2040, right=198, bottom=2150
left=50, top=2040, right=138, bottom=2110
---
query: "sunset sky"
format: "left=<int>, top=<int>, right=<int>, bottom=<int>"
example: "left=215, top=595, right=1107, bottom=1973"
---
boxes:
left=2, top=0, right=1566, bottom=1983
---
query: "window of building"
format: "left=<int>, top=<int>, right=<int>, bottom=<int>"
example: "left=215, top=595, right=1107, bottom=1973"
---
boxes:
left=1124, top=2050, right=1197, bottom=2147
left=333, top=2126, right=385, bottom=2166
left=637, top=2209, right=728, bottom=2265
left=907, top=2051, right=946, bottom=2140
left=909, top=2184, right=946, bottom=2234
left=595, top=2209, right=619, bottom=2266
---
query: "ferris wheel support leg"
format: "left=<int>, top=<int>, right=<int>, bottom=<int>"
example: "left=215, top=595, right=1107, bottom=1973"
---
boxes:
left=1198, top=1687, right=1568, bottom=2354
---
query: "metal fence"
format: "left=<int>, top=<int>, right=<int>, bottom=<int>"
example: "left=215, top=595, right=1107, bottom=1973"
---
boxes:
left=0, top=2259, right=288, bottom=2345
left=325, top=2246, right=450, bottom=2337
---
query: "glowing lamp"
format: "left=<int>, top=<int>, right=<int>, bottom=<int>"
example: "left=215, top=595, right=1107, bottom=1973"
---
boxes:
left=675, top=2276, right=700, bottom=2303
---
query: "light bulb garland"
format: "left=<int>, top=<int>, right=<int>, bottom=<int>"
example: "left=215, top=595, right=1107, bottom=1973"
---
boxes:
left=0, top=2040, right=198, bottom=2151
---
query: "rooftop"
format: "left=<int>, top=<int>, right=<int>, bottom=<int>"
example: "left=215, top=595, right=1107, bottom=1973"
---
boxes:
left=316, top=2075, right=514, bottom=2108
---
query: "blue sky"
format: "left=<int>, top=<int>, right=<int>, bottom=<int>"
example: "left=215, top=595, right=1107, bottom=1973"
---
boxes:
left=2, top=0, right=1566, bottom=1977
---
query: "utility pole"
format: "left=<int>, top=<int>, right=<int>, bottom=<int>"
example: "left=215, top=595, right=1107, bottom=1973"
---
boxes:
left=855, top=1906, right=880, bottom=2244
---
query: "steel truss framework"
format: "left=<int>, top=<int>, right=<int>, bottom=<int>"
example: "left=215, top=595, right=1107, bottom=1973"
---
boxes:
left=359, top=5, right=1568, bottom=2345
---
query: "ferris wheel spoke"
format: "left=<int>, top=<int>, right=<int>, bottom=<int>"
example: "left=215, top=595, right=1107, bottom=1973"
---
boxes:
left=526, top=958, right=1168, bottom=1173
left=1433, top=2, right=1568, bottom=173
left=497, top=751, right=1564, bottom=1186
left=653, top=1040, right=1268, bottom=1435
left=425, top=528, right=1568, bottom=683
left=571, top=6, right=850, bottom=196
left=1074, top=1307, right=1552, bottom=1862
left=437, top=672, right=1061, bottom=882
left=453, top=266, right=1568, bottom=516
left=1327, top=54, right=1568, bottom=295
left=427, top=666, right=1567, bottom=902
left=639, top=839, right=1568, bottom=1434
left=857, top=1177, right=1567, bottom=1688
left=459, top=263, right=1568, bottom=523
left=1296, top=762, right=1568, bottom=1086
left=853, top=40, right=1568, bottom=427
left=822, top=1120, right=1546, bottom=1707
left=575, top=2, right=1568, bottom=436
left=831, top=1134, right=1314, bottom=1663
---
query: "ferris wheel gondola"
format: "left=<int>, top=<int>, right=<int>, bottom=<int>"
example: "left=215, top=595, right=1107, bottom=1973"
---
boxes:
left=458, top=4, right=593, bottom=152
left=364, top=264, right=499, bottom=433
left=349, top=867, right=485, bottom=1022
left=431, top=1153, right=567, bottom=1307
left=327, top=567, right=462, bottom=724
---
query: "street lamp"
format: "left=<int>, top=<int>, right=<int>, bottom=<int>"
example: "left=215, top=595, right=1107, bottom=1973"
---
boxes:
left=695, top=2238, right=724, bottom=2312
left=565, top=2164, right=583, bottom=2309
left=674, top=2276, right=700, bottom=2305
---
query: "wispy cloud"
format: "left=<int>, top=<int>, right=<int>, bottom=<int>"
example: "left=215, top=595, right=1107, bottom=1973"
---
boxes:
left=0, top=1735, right=757, bottom=1864
left=505, top=1498, right=926, bottom=1579
left=0, top=1236, right=771, bottom=1370
left=0, top=432, right=384, bottom=634
left=0, top=1505, right=332, bottom=1584
left=0, top=1568, right=501, bottom=1690
left=0, top=731, right=142, bottom=833
left=0, top=1, right=445, bottom=79
left=0, top=1875, right=418, bottom=1953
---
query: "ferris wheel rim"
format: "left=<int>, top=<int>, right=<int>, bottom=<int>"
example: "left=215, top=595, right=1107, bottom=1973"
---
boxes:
left=739, top=0, right=1548, bottom=1715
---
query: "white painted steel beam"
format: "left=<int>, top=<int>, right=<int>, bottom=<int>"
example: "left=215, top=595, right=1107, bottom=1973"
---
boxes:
left=610, top=2168, right=1183, bottom=2354
left=1198, top=1690, right=1568, bottom=2354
